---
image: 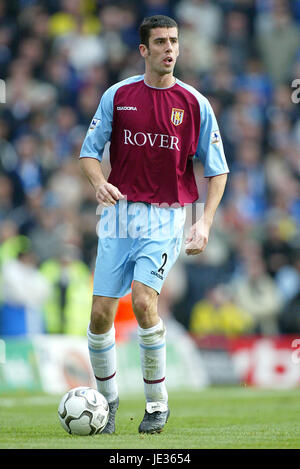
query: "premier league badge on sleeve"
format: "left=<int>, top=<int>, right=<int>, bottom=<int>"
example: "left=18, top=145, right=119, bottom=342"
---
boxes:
left=88, top=118, right=100, bottom=132
left=211, top=130, right=221, bottom=147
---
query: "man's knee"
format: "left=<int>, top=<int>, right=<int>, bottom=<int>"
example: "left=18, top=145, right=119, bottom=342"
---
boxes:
left=132, top=284, right=158, bottom=328
left=90, top=296, right=119, bottom=333
left=132, top=294, right=149, bottom=315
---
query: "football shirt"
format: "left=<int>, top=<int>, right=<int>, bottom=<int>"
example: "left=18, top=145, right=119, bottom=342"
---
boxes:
left=80, top=75, right=229, bottom=206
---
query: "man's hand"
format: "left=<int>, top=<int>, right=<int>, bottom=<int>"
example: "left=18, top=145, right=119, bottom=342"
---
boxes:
left=185, top=174, right=227, bottom=255
left=185, top=217, right=211, bottom=255
left=79, top=158, right=125, bottom=206
left=96, top=182, right=124, bottom=206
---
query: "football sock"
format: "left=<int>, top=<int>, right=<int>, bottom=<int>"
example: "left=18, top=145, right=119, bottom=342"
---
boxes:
left=138, top=318, right=168, bottom=406
left=87, top=324, right=118, bottom=404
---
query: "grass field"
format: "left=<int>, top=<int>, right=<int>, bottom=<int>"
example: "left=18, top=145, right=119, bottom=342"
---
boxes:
left=1, top=387, right=300, bottom=450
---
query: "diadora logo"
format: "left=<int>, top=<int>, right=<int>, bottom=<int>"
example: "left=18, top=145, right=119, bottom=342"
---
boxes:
left=124, top=129, right=180, bottom=151
left=151, top=270, right=163, bottom=280
left=117, top=106, right=137, bottom=111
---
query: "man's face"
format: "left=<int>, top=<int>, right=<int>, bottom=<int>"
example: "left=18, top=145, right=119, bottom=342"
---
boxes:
left=140, top=27, right=179, bottom=76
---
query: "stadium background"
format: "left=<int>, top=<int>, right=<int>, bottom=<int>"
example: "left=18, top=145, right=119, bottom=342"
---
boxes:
left=0, top=0, right=300, bottom=394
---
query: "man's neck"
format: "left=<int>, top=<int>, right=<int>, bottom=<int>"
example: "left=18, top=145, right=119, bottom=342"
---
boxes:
left=144, top=71, right=175, bottom=89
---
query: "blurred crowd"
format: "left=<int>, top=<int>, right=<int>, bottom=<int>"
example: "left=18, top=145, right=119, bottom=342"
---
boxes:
left=0, top=0, right=300, bottom=339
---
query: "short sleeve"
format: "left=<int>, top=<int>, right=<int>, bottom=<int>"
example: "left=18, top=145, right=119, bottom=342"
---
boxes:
left=79, top=87, right=115, bottom=162
left=195, top=97, right=229, bottom=177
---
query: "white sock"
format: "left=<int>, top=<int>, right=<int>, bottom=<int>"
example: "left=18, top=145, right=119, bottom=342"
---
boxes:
left=138, top=318, right=168, bottom=405
left=87, top=324, right=118, bottom=403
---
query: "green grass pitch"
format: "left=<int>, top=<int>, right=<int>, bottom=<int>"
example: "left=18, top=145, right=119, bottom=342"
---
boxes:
left=1, top=387, right=300, bottom=449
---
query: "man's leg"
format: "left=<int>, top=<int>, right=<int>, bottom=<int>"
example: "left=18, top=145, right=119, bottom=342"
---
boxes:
left=132, top=281, right=170, bottom=433
left=87, top=295, right=119, bottom=433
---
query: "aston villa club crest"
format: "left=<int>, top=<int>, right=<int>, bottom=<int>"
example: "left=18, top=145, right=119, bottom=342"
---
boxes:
left=171, top=108, right=184, bottom=126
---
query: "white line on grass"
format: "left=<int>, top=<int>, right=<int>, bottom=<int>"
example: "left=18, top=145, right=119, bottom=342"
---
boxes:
left=0, top=395, right=59, bottom=407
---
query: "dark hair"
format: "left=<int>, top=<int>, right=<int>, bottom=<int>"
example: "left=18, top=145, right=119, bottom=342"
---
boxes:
left=139, top=15, right=178, bottom=48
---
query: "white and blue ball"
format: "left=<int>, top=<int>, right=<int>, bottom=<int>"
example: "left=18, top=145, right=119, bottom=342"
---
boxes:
left=58, top=386, right=109, bottom=436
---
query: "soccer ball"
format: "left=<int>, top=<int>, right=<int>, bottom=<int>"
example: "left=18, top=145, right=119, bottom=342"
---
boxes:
left=58, top=386, right=109, bottom=435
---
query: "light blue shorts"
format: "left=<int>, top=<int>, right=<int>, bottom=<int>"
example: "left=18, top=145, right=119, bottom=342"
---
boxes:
left=93, top=201, right=186, bottom=297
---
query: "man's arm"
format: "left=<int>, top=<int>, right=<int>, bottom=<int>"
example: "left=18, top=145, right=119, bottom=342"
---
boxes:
left=185, top=173, right=227, bottom=255
left=79, top=157, right=124, bottom=206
